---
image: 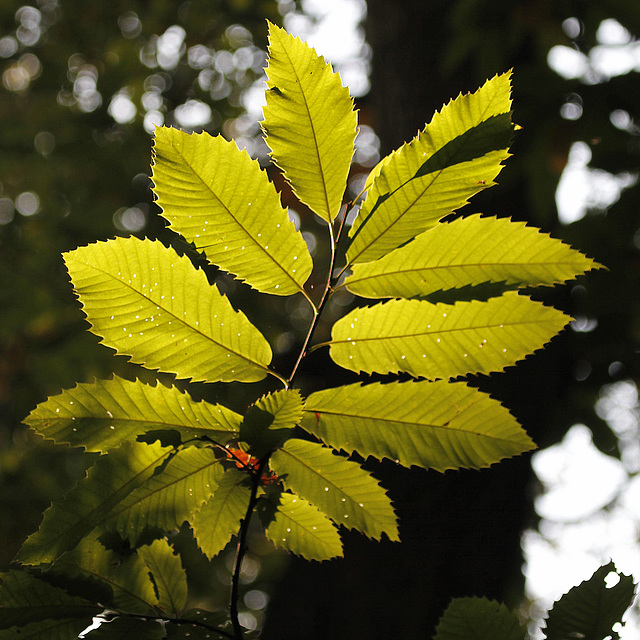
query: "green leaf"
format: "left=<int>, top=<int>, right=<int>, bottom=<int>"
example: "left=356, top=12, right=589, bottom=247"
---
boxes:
left=301, top=380, right=535, bottom=472
left=166, top=610, right=231, bottom=639
left=270, top=439, right=399, bottom=541
left=262, top=491, right=343, bottom=561
left=15, top=441, right=172, bottom=565
left=52, top=534, right=159, bottom=614
left=544, top=561, right=636, bottom=640
left=347, top=72, right=514, bottom=264
left=83, top=617, right=165, bottom=639
left=151, top=127, right=312, bottom=296
left=345, top=214, right=602, bottom=299
left=328, top=292, right=570, bottom=379
left=102, top=447, right=224, bottom=544
left=262, top=21, right=357, bottom=223
left=63, top=237, right=272, bottom=384
left=24, top=376, right=242, bottom=453
left=192, top=468, right=250, bottom=559
left=138, top=539, right=187, bottom=617
left=434, top=597, right=526, bottom=640
left=241, top=389, right=302, bottom=456
left=0, top=617, right=94, bottom=640
left=0, top=571, right=99, bottom=630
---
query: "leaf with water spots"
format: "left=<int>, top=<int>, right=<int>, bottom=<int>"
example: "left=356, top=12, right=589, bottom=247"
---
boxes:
left=262, top=21, right=357, bottom=223
left=263, top=491, right=343, bottom=561
left=101, top=447, right=225, bottom=544
left=270, top=439, right=398, bottom=541
left=152, top=127, right=312, bottom=296
left=328, top=292, right=570, bottom=379
left=345, top=214, right=602, bottom=299
left=64, top=237, right=273, bottom=384
left=347, top=72, right=515, bottom=264
left=301, top=380, right=535, bottom=472
left=192, top=468, right=250, bottom=560
left=24, top=376, right=242, bottom=453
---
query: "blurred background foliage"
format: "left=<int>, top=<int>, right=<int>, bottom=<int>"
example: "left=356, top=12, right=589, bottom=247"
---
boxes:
left=0, top=0, right=639, bottom=638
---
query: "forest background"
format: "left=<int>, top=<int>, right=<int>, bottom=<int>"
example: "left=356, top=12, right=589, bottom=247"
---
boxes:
left=0, top=0, right=639, bottom=638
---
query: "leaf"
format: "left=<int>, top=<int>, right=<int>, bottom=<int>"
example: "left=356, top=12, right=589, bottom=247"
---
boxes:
left=15, top=441, right=172, bottom=566
left=102, top=447, right=224, bottom=544
left=434, top=597, right=526, bottom=640
left=347, top=72, right=515, bottom=264
left=24, top=376, right=242, bottom=453
left=83, top=617, right=165, bottom=639
left=270, top=439, right=399, bottom=541
left=345, top=214, right=602, bottom=299
left=151, top=127, right=312, bottom=296
left=262, top=21, right=357, bottom=223
left=544, top=561, right=636, bottom=640
left=262, top=492, right=343, bottom=561
left=64, top=237, right=272, bottom=384
left=138, top=539, right=187, bottom=617
left=0, top=617, right=94, bottom=640
left=0, top=571, right=99, bottom=630
left=301, top=380, right=535, bottom=472
left=52, top=534, right=159, bottom=614
left=192, top=468, right=250, bottom=559
left=241, top=389, right=303, bottom=456
left=328, top=292, right=570, bottom=379
left=166, top=610, right=231, bottom=639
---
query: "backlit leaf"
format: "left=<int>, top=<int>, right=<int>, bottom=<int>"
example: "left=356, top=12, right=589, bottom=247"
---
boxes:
left=329, top=292, right=570, bottom=379
left=301, top=380, right=535, bottom=472
left=262, top=21, right=357, bottom=222
left=15, top=441, right=172, bottom=566
left=192, top=468, right=250, bottom=559
left=263, top=492, right=343, bottom=561
left=348, top=72, right=514, bottom=264
left=434, top=597, right=526, bottom=640
left=345, top=214, right=601, bottom=299
left=544, top=561, right=636, bottom=640
left=152, top=127, right=312, bottom=296
left=24, top=376, right=242, bottom=453
left=102, top=447, right=224, bottom=544
left=64, top=237, right=273, bottom=384
left=0, top=571, right=99, bottom=630
left=52, top=533, right=159, bottom=614
left=138, top=539, right=187, bottom=617
left=270, top=439, right=399, bottom=541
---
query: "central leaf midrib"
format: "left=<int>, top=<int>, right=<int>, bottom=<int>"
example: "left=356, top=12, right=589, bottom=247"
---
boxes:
left=167, top=139, right=301, bottom=290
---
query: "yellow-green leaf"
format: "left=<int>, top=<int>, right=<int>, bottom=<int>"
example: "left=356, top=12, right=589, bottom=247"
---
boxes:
left=192, top=468, right=250, bottom=560
left=138, top=539, right=187, bottom=617
left=24, top=376, right=242, bottom=453
left=15, top=441, right=172, bottom=566
left=348, top=72, right=515, bottom=264
left=264, top=492, right=343, bottom=561
left=270, top=439, right=399, bottom=541
left=64, top=237, right=272, bottom=384
left=345, top=214, right=602, bottom=299
left=328, top=292, right=570, bottom=379
left=262, top=21, right=357, bottom=222
left=152, top=127, right=312, bottom=296
left=301, top=380, right=535, bottom=472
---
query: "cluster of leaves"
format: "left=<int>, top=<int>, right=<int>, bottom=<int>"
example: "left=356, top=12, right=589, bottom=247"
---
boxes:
left=0, top=21, right=608, bottom=639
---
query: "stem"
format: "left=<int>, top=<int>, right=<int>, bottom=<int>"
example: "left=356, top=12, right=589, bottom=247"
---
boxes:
left=229, top=456, right=269, bottom=640
left=286, top=212, right=342, bottom=386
